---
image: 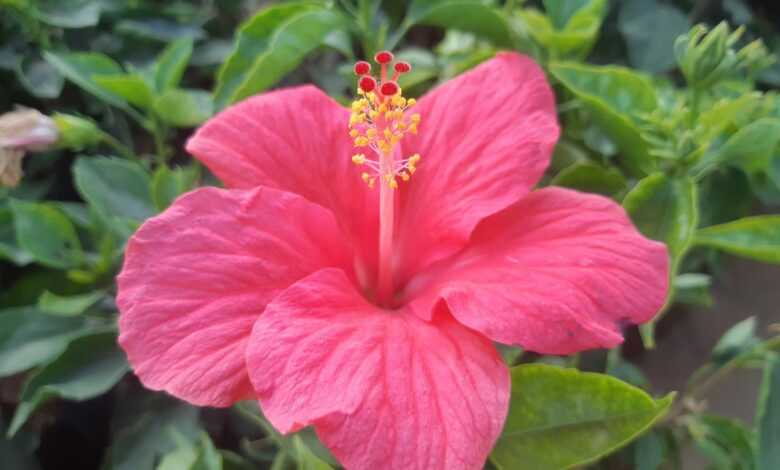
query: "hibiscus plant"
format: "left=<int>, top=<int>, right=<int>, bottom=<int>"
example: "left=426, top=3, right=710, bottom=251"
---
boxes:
left=1, top=1, right=780, bottom=470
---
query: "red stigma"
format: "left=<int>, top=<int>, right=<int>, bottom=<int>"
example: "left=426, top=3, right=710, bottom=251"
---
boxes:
left=354, top=61, right=371, bottom=75
left=394, top=61, right=411, bottom=73
left=375, top=51, right=394, bottom=64
left=359, top=75, right=377, bottom=92
left=380, top=81, right=399, bottom=96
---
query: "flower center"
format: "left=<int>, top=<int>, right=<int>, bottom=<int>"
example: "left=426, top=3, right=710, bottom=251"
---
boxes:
left=348, top=51, right=422, bottom=307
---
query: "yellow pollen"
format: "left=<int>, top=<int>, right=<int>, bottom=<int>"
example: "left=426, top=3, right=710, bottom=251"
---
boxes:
left=352, top=154, right=366, bottom=165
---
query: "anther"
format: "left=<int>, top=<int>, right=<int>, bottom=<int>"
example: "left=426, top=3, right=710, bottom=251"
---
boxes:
left=354, top=61, right=371, bottom=75
left=375, top=51, right=394, bottom=64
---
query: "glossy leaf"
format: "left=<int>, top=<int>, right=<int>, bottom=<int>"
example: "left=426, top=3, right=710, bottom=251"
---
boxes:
left=491, top=364, right=674, bottom=470
left=43, top=51, right=133, bottom=113
left=688, top=414, right=756, bottom=470
left=673, top=273, right=713, bottom=307
left=712, top=317, right=760, bottom=365
left=618, top=0, right=691, bottom=73
left=10, top=200, right=83, bottom=269
left=624, top=173, right=698, bottom=346
left=72, top=157, right=155, bottom=236
left=293, top=435, right=333, bottom=470
left=757, top=353, right=780, bottom=470
left=550, top=162, right=627, bottom=197
left=695, top=216, right=780, bottom=264
left=405, top=0, right=514, bottom=49
left=214, top=4, right=345, bottom=108
left=16, top=56, right=64, bottom=99
left=154, top=37, right=194, bottom=92
left=0, top=206, right=32, bottom=265
left=520, top=0, right=607, bottom=59
left=694, top=118, right=780, bottom=177
left=93, top=74, right=155, bottom=109
left=150, top=165, right=199, bottom=211
left=32, top=0, right=100, bottom=28
left=550, top=62, right=658, bottom=175
left=0, top=309, right=88, bottom=377
left=7, top=332, right=128, bottom=436
left=38, top=290, right=104, bottom=316
left=153, top=89, right=213, bottom=128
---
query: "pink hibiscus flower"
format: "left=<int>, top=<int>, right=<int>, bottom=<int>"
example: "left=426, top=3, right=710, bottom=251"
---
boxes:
left=117, top=52, right=669, bottom=470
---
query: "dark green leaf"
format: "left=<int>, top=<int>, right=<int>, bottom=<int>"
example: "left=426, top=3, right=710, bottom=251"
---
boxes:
left=687, top=414, right=756, bottom=470
left=712, top=317, right=760, bottom=365
left=214, top=4, right=345, bottom=108
left=150, top=165, right=199, bottom=211
left=693, top=118, right=780, bottom=178
left=550, top=162, right=627, bottom=197
left=757, top=353, right=780, bottom=470
left=38, top=290, right=104, bottom=316
left=16, top=56, right=64, bottom=99
left=93, top=73, right=155, bottom=109
left=695, top=215, right=780, bottom=264
left=72, top=157, right=155, bottom=236
left=634, top=431, right=666, bottom=470
left=405, top=0, right=513, bottom=49
left=154, top=38, right=194, bottom=92
left=618, top=0, right=690, bottom=73
left=32, top=0, right=100, bottom=28
left=0, top=206, right=32, bottom=265
left=10, top=200, right=83, bottom=269
left=153, top=89, right=213, bottom=128
left=0, top=310, right=88, bottom=377
left=116, top=19, right=205, bottom=42
left=672, top=273, right=713, bottom=307
left=293, top=435, right=333, bottom=470
left=550, top=62, right=658, bottom=175
left=491, top=364, right=674, bottom=470
left=7, top=332, right=128, bottom=436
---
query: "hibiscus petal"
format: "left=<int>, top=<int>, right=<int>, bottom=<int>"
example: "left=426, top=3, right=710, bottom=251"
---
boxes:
left=186, top=85, right=378, bottom=284
left=396, top=52, right=559, bottom=280
left=246, top=268, right=509, bottom=470
left=406, top=187, right=669, bottom=355
left=117, top=187, right=350, bottom=406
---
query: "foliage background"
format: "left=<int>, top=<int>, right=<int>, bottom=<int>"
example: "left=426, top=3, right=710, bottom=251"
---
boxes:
left=1, top=0, right=780, bottom=469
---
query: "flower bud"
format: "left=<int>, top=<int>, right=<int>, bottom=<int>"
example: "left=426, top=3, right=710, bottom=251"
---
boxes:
left=0, top=108, right=58, bottom=152
left=53, top=113, right=103, bottom=151
left=0, top=148, right=25, bottom=187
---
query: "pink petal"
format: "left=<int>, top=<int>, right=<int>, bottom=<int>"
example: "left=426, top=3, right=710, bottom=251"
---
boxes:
left=405, top=187, right=669, bottom=355
left=117, top=187, right=350, bottom=406
left=396, top=52, right=559, bottom=281
left=186, top=85, right=379, bottom=285
left=246, top=268, right=509, bottom=470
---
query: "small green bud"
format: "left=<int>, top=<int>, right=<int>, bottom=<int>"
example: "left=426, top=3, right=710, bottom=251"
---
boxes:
left=52, top=113, right=103, bottom=151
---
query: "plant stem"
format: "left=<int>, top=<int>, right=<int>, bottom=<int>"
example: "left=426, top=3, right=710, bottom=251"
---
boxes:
left=100, top=132, right=136, bottom=160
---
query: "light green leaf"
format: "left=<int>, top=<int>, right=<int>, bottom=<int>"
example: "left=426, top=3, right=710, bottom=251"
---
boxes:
left=491, top=364, right=674, bottom=470
left=10, top=200, right=83, bottom=269
left=550, top=62, right=658, bottom=175
left=72, top=157, right=155, bottom=237
left=693, top=118, right=780, bottom=177
left=293, top=435, right=333, bottom=470
left=7, top=332, right=128, bottom=437
left=153, top=89, right=214, bottom=128
left=520, top=0, right=607, bottom=59
left=214, top=4, right=345, bottom=108
left=712, top=317, right=760, bottom=365
left=93, top=73, right=155, bottom=109
left=38, top=290, right=104, bottom=316
left=404, top=0, right=514, bottom=49
left=618, top=0, right=691, bottom=73
left=32, top=0, right=100, bottom=28
left=757, top=353, right=780, bottom=470
left=695, top=215, right=780, bottom=264
left=0, top=310, right=88, bottom=377
left=154, top=38, right=194, bottom=92
left=623, top=173, right=698, bottom=347
left=550, top=162, right=627, bottom=197
left=150, top=165, right=199, bottom=211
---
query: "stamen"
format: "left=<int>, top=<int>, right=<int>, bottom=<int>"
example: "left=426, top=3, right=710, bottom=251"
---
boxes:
left=348, top=52, right=422, bottom=191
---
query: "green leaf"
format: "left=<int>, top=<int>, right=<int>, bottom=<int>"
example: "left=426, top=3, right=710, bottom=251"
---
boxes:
left=688, top=414, right=756, bottom=470
left=0, top=309, right=88, bottom=377
left=634, top=431, right=667, bottom=470
left=293, top=435, right=333, bottom=470
left=623, top=173, right=698, bottom=347
left=519, top=0, right=607, bottom=59
left=32, top=0, right=100, bottom=28
left=10, top=200, right=83, bottom=269
left=153, top=89, right=214, bottom=128
left=672, top=273, right=713, bottom=307
left=404, top=0, right=514, bottom=49
left=93, top=73, right=155, bottom=109
left=72, top=156, right=155, bottom=237
left=491, top=365, right=673, bottom=470
left=150, top=165, right=199, bottom=211
left=618, top=0, right=691, bottom=73
left=7, top=332, right=128, bottom=437
left=0, top=206, right=33, bottom=265
left=116, top=19, right=205, bottom=42
left=42, top=51, right=132, bottom=113
left=16, top=55, right=64, bottom=99
left=550, top=62, right=658, bottom=175
left=695, top=216, right=780, bottom=264
left=550, top=162, right=627, bottom=197
left=712, top=317, right=760, bottom=365
left=693, top=118, right=780, bottom=177
left=214, top=4, right=345, bottom=108
left=154, top=38, right=194, bottom=92
left=38, top=290, right=104, bottom=316
left=757, top=353, right=780, bottom=470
